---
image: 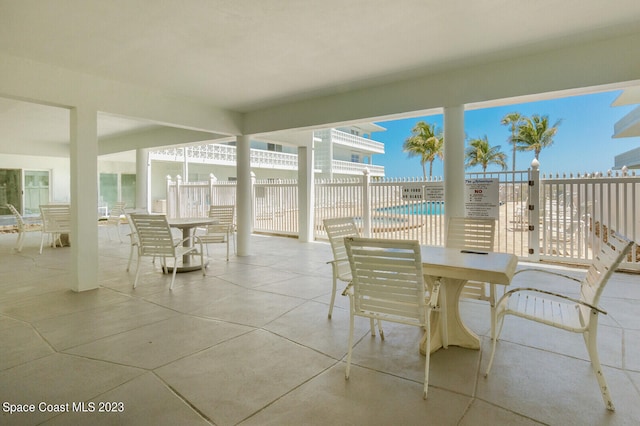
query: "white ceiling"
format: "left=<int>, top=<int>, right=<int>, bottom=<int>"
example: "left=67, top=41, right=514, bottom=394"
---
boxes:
left=1, top=0, right=640, bottom=146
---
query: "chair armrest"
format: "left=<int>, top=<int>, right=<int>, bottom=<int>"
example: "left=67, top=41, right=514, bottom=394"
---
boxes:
left=175, top=236, right=204, bottom=251
left=502, top=287, right=607, bottom=315
left=513, top=268, right=582, bottom=284
left=326, top=257, right=348, bottom=266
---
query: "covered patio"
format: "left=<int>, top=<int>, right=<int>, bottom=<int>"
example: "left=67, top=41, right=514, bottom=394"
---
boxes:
left=2, top=231, right=639, bottom=425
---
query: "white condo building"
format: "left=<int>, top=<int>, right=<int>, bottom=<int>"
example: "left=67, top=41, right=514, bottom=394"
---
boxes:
left=149, top=124, right=385, bottom=182
left=612, top=86, right=640, bottom=169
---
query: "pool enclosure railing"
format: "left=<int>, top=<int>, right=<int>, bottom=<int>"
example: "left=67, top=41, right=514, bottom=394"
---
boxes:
left=166, top=168, right=639, bottom=270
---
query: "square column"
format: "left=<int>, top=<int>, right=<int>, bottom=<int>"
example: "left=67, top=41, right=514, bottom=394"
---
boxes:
left=297, top=140, right=315, bottom=242
left=236, top=135, right=252, bottom=256
left=136, top=148, right=150, bottom=211
left=70, top=106, right=99, bottom=292
left=444, top=105, right=465, bottom=221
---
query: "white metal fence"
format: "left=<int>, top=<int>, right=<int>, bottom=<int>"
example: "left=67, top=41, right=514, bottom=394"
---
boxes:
left=254, top=179, right=298, bottom=235
left=537, top=169, right=639, bottom=269
left=165, top=169, right=639, bottom=270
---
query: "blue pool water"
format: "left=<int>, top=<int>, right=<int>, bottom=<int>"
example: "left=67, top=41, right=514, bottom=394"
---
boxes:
left=376, top=201, right=444, bottom=216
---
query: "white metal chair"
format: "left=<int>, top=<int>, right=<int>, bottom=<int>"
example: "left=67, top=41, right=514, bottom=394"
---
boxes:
left=323, top=217, right=360, bottom=319
left=446, top=217, right=497, bottom=338
left=197, top=205, right=235, bottom=261
left=343, top=237, right=440, bottom=399
left=5, top=204, right=41, bottom=252
left=324, top=217, right=378, bottom=335
left=129, top=214, right=205, bottom=290
left=123, top=211, right=140, bottom=272
left=39, top=204, right=71, bottom=254
left=485, top=231, right=633, bottom=411
left=105, top=201, right=127, bottom=242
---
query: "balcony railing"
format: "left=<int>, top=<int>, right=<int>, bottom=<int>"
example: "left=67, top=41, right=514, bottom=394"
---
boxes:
left=328, top=129, right=385, bottom=154
left=151, top=144, right=386, bottom=175
left=166, top=169, right=639, bottom=271
left=613, top=105, right=640, bottom=137
left=150, top=145, right=298, bottom=170
left=331, top=159, right=385, bottom=176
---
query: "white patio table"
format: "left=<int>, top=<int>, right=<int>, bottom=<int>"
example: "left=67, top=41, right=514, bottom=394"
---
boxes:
left=167, top=217, right=218, bottom=272
left=420, top=245, right=518, bottom=354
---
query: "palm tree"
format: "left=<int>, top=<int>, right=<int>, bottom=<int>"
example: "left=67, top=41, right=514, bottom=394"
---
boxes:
left=402, top=121, right=444, bottom=178
left=465, top=135, right=507, bottom=172
left=500, top=112, right=523, bottom=171
left=513, top=114, right=562, bottom=160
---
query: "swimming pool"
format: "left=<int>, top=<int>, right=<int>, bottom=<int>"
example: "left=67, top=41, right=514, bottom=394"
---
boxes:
left=376, top=201, right=444, bottom=216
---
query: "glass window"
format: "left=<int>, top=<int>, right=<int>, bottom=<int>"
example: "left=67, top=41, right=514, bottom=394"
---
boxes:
left=99, top=173, right=118, bottom=210
left=121, top=174, right=136, bottom=209
left=0, top=169, right=22, bottom=214
left=24, top=170, right=50, bottom=215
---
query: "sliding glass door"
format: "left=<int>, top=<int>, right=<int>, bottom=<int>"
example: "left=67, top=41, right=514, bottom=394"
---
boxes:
left=0, top=169, right=23, bottom=215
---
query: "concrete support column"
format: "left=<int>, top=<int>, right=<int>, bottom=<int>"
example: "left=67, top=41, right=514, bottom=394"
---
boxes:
left=136, top=148, right=150, bottom=211
left=236, top=135, right=252, bottom=256
left=298, top=140, right=315, bottom=242
left=69, top=105, right=99, bottom=292
left=444, top=105, right=465, bottom=222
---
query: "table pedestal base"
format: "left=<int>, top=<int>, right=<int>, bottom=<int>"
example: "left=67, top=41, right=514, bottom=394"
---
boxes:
left=421, top=276, right=481, bottom=355
left=164, top=257, right=209, bottom=273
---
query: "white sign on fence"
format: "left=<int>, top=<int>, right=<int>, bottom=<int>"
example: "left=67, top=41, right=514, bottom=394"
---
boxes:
left=424, top=182, right=444, bottom=202
left=465, top=178, right=499, bottom=219
left=402, top=187, right=423, bottom=200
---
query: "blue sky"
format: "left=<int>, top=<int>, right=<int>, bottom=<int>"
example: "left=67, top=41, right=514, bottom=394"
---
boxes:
left=372, top=90, right=640, bottom=178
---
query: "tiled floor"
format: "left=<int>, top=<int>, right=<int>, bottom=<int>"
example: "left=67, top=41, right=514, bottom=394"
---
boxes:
left=1, top=228, right=639, bottom=425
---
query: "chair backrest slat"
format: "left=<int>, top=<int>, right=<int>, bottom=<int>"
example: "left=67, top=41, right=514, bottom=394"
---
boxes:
left=130, top=214, right=176, bottom=256
left=579, top=232, right=633, bottom=317
left=40, top=204, right=71, bottom=233
left=107, top=201, right=126, bottom=224
left=446, top=217, right=496, bottom=251
left=207, top=205, right=235, bottom=232
left=345, top=237, right=426, bottom=324
left=324, top=217, right=360, bottom=277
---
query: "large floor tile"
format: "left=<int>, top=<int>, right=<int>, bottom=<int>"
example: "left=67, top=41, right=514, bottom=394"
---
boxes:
left=190, top=287, right=305, bottom=327
left=239, top=363, right=472, bottom=426
left=66, top=315, right=253, bottom=369
left=32, top=298, right=180, bottom=351
left=156, top=329, right=336, bottom=426
left=264, top=299, right=373, bottom=359
left=0, top=353, right=143, bottom=425
left=0, top=317, right=54, bottom=370
left=478, top=340, right=640, bottom=425
left=42, top=372, right=210, bottom=426
left=0, top=287, right=131, bottom=323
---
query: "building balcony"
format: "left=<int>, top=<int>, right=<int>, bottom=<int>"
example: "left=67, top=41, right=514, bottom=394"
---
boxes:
left=613, top=105, right=640, bottom=139
left=150, top=144, right=298, bottom=170
left=150, top=144, right=385, bottom=175
left=615, top=146, right=640, bottom=169
left=328, top=129, right=385, bottom=154
left=331, top=159, right=385, bottom=176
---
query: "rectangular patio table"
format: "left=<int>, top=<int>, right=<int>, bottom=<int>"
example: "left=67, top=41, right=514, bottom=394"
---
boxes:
left=420, top=245, right=518, bottom=354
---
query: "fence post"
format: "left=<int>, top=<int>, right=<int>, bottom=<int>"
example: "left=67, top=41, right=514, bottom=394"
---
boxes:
left=528, top=159, right=540, bottom=261
left=250, top=171, right=256, bottom=232
left=176, top=175, right=183, bottom=218
left=166, top=175, right=173, bottom=218
left=209, top=173, right=217, bottom=207
left=362, top=168, right=371, bottom=237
